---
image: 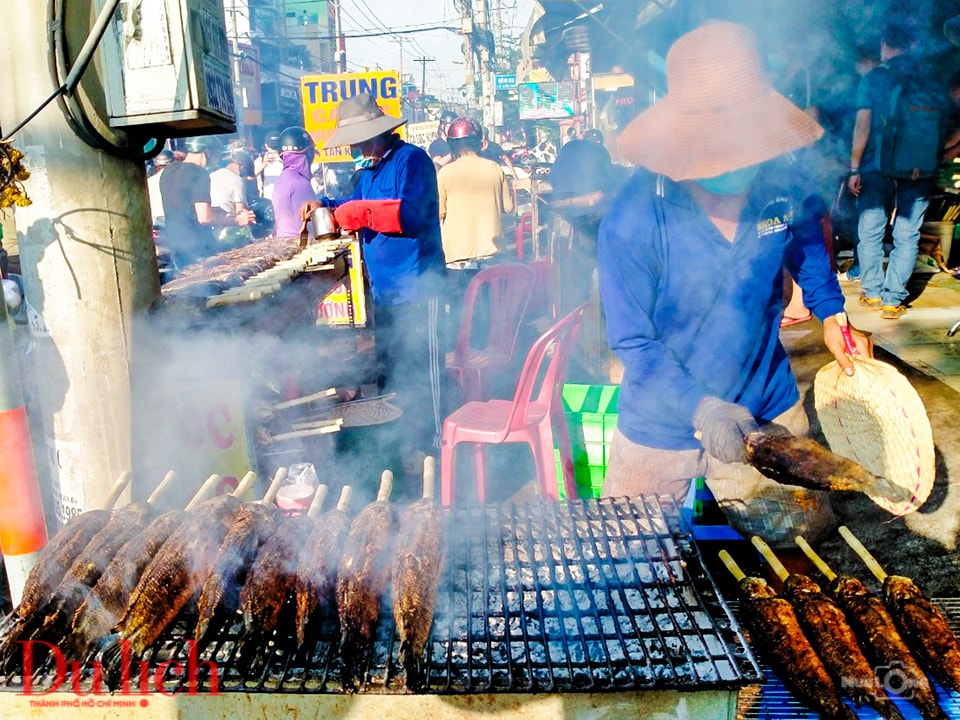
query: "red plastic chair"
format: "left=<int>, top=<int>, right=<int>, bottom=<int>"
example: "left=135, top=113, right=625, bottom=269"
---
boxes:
left=446, top=263, right=538, bottom=402
left=440, top=304, right=586, bottom=505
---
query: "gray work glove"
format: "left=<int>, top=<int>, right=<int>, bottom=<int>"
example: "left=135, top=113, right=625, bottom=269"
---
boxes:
left=692, top=397, right=760, bottom=464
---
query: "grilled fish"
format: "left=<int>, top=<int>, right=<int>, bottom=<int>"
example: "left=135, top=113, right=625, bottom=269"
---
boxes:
left=113, top=495, right=241, bottom=656
left=336, top=494, right=396, bottom=689
left=738, top=576, right=856, bottom=720
left=294, top=505, right=351, bottom=647
left=783, top=574, right=903, bottom=720
left=62, top=509, right=186, bottom=660
left=744, top=431, right=912, bottom=504
left=830, top=576, right=948, bottom=720
left=392, top=498, right=444, bottom=690
left=883, top=575, right=960, bottom=694
left=196, top=501, right=278, bottom=641
left=32, top=504, right=150, bottom=646
left=0, top=509, right=112, bottom=666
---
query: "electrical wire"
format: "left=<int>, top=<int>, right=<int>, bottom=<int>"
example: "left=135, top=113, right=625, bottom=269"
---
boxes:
left=47, top=0, right=162, bottom=161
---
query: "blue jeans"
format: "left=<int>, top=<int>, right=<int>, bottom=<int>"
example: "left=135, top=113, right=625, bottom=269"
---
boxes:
left=856, top=172, right=933, bottom=306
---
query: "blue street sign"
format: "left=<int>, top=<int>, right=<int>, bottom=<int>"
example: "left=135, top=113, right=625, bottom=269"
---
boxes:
left=495, top=74, right=517, bottom=91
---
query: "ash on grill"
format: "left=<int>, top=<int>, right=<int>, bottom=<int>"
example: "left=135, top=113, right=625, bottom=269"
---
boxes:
left=0, top=497, right=760, bottom=695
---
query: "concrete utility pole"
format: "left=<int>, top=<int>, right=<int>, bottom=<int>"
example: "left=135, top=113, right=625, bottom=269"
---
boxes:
left=458, top=0, right=477, bottom=108
left=0, top=0, right=156, bottom=521
left=474, top=0, right=496, bottom=128
left=333, top=0, right=347, bottom=71
left=393, top=36, right=405, bottom=88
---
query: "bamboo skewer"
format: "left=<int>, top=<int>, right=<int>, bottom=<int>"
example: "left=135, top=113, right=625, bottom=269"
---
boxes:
left=838, top=525, right=889, bottom=582
left=717, top=549, right=747, bottom=583
left=101, top=472, right=133, bottom=510
left=377, top=469, right=394, bottom=503
left=145, top=471, right=177, bottom=507
left=261, top=467, right=288, bottom=505
left=306, top=484, right=329, bottom=518
left=185, top=474, right=223, bottom=511
left=231, top=471, right=259, bottom=499
left=336, top=485, right=353, bottom=512
left=751, top=536, right=790, bottom=582
left=794, top=535, right=837, bottom=582
left=271, top=387, right=337, bottom=411
left=422, top=456, right=436, bottom=500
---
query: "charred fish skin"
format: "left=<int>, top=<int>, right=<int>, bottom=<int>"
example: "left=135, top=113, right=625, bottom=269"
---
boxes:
left=33, top=505, right=151, bottom=644
left=883, top=575, right=960, bottom=694
left=392, top=499, right=444, bottom=690
left=63, top=510, right=186, bottom=660
left=294, top=510, right=351, bottom=648
left=830, top=577, right=948, bottom=720
left=739, top=577, right=857, bottom=720
left=113, top=496, right=241, bottom=656
left=783, top=574, right=904, bottom=720
left=195, top=501, right=278, bottom=642
left=744, top=432, right=911, bottom=504
left=240, top=514, right=315, bottom=645
left=337, top=502, right=396, bottom=690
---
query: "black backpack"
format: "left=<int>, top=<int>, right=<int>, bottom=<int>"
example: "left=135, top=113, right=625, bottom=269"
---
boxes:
left=878, top=65, right=948, bottom=179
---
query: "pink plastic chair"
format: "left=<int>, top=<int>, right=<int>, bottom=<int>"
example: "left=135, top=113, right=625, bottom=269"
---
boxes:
left=440, top=304, right=587, bottom=505
left=446, top=263, right=538, bottom=402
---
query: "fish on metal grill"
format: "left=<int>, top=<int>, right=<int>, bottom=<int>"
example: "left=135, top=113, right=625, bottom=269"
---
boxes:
left=194, top=469, right=289, bottom=642
left=110, top=475, right=255, bottom=658
left=392, top=458, right=444, bottom=691
left=753, top=537, right=902, bottom=719
left=839, top=525, right=960, bottom=696
left=795, top=535, right=949, bottom=720
left=63, top=509, right=185, bottom=660
left=294, top=486, right=352, bottom=648
left=744, top=431, right=912, bottom=505
left=719, top=551, right=857, bottom=720
left=337, top=471, right=396, bottom=690
left=0, top=472, right=132, bottom=667
left=883, top=575, right=960, bottom=694
left=239, top=485, right=328, bottom=647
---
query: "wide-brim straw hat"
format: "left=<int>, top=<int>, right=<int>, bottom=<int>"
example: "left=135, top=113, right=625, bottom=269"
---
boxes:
left=814, top=356, right=935, bottom=516
left=328, top=92, right=407, bottom=148
left=618, top=21, right=824, bottom=180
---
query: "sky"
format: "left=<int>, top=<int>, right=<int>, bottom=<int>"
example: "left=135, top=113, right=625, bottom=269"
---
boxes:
left=336, top=0, right=535, bottom=103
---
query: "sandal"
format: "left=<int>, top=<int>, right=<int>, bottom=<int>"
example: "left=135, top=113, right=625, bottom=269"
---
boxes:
left=780, top=312, right=813, bottom=328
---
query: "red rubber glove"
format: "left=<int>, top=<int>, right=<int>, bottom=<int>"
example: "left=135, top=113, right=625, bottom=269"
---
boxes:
left=334, top=199, right=403, bottom=233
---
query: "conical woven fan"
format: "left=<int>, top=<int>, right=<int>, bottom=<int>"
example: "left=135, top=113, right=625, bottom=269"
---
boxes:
left=814, top=355, right=934, bottom=516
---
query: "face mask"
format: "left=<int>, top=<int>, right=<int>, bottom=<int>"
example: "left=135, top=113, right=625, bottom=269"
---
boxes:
left=695, top=164, right=760, bottom=195
left=351, top=148, right=377, bottom=170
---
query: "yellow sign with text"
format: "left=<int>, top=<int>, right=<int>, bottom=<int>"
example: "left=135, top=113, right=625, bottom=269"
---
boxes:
left=301, top=71, right=404, bottom=163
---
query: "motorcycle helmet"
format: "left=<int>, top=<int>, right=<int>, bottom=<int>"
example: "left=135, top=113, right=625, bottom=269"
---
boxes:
left=154, top=149, right=174, bottom=168
left=264, top=131, right=282, bottom=151
left=279, top=126, right=314, bottom=154
left=182, top=135, right=223, bottom=154
left=446, top=116, right=482, bottom=140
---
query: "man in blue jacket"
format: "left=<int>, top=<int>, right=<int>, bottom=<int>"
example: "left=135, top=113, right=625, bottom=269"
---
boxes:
left=598, top=22, right=873, bottom=546
left=314, top=92, right=446, bottom=474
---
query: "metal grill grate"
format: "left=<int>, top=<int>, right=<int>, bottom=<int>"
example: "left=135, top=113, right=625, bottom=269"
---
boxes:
left=1, top=496, right=761, bottom=695
left=735, top=598, right=960, bottom=719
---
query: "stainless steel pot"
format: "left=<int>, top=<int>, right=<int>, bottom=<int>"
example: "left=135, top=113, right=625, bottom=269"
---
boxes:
left=310, top=206, right=339, bottom=240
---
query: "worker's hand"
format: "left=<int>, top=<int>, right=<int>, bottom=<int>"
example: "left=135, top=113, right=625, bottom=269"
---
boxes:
left=235, top=209, right=256, bottom=227
left=334, top=199, right=402, bottom=233
left=847, top=172, right=862, bottom=197
left=823, top=313, right=873, bottom=376
left=692, top=397, right=759, bottom=464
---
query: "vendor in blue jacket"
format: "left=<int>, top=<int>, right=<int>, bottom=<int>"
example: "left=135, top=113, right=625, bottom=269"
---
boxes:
left=598, top=21, right=873, bottom=546
left=308, top=92, right=446, bottom=473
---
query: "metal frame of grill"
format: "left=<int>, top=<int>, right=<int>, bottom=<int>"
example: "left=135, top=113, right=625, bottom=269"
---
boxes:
left=0, top=496, right=761, bottom=696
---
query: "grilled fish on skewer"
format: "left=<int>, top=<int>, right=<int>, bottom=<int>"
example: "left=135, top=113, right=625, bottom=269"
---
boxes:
left=796, top=536, right=949, bottom=720
left=294, top=485, right=353, bottom=647
left=240, top=485, right=329, bottom=645
left=0, top=473, right=132, bottom=666
left=337, top=471, right=396, bottom=690
left=194, top=469, right=289, bottom=641
left=839, top=526, right=960, bottom=694
left=752, top=538, right=903, bottom=720
left=30, top=472, right=179, bottom=648
left=744, top=432, right=912, bottom=505
left=719, top=551, right=857, bottom=720
left=392, top=457, right=444, bottom=690
left=111, top=473, right=257, bottom=657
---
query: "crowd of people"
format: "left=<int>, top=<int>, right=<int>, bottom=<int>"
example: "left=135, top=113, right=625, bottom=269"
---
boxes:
left=140, top=15, right=959, bottom=543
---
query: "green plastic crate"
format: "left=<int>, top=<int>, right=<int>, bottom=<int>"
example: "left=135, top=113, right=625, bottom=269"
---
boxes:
left=555, top=384, right=619, bottom=499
